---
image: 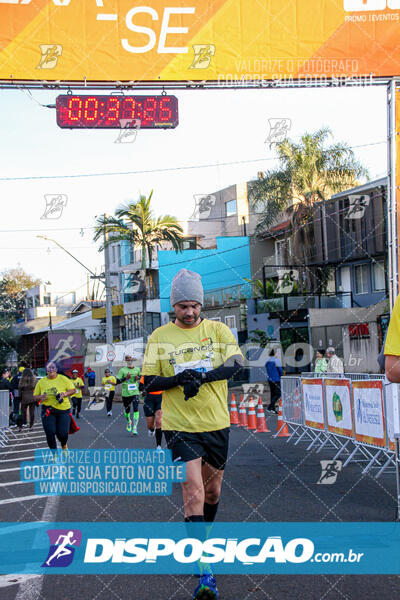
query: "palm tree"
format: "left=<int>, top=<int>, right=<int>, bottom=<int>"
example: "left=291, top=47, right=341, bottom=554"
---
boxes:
left=250, top=128, right=368, bottom=292
left=94, top=191, right=184, bottom=344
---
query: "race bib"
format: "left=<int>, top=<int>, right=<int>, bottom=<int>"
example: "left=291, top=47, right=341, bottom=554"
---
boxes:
left=173, top=359, right=213, bottom=375
left=75, top=389, right=80, bottom=394
left=104, top=384, right=112, bottom=390
left=127, top=383, right=137, bottom=391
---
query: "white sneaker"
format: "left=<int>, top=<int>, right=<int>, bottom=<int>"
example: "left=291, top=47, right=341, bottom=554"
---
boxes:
left=107, top=411, right=112, bottom=416
left=156, top=446, right=164, bottom=452
left=148, top=429, right=155, bottom=438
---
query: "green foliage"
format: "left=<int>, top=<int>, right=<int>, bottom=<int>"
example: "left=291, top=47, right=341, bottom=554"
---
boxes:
left=250, top=128, right=368, bottom=293
left=93, top=191, right=185, bottom=267
left=93, top=191, right=185, bottom=343
left=0, top=320, right=18, bottom=368
left=0, top=268, right=41, bottom=325
left=248, top=329, right=273, bottom=348
left=250, top=127, right=368, bottom=236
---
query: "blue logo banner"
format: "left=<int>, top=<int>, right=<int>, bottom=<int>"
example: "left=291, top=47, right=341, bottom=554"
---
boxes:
left=0, top=522, right=399, bottom=574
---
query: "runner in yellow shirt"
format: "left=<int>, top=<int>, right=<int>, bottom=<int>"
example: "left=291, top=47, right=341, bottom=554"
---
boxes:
left=141, top=269, right=244, bottom=600
left=70, top=369, right=84, bottom=419
left=102, top=368, right=117, bottom=416
left=33, top=361, right=75, bottom=451
left=385, top=294, right=400, bottom=381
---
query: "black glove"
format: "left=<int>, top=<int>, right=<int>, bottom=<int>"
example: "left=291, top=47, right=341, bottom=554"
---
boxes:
left=176, top=369, right=204, bottom=386
left=183, top=380, right=202, bottom=401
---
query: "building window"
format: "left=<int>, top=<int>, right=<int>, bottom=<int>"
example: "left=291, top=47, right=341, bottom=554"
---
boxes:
left=225, top=315, right=236, bottom=329
left=122, top=312, right=161, bottom=341
left=182, top=237, right=197, bottom=250
left=354, top=264, right=369, bottom=294
left=372, top=261, right=385, bottom=292
left=225, top=199, right=237, bottom=217
left=43, top=294, right=51, bottom=305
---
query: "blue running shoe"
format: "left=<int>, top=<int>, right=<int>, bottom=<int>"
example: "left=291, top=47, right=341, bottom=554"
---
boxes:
left=193, top=573, right=219, bottom=599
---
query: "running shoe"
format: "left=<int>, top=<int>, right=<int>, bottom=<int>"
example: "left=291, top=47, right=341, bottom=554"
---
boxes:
left=107, top=411, right=112, bottom=417
left=148, top=429, right=155, bottom=437
left=156, top=445, right=164, bottom=452
left=132, top=425, right=138, bottom=436
left=126, top=420, right=132, bottom=433
left=193, top=574, right=219, bottom=599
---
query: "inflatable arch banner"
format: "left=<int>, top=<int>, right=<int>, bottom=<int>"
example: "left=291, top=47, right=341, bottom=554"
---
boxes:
left=0, top=1, right=400, bottom=82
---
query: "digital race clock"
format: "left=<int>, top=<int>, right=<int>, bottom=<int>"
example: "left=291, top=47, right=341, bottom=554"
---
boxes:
left=56, top=94, right=178, bottom=129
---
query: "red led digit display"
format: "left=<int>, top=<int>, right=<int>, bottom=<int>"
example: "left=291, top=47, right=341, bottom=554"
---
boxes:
left=56, top=95, right=178, bottom=129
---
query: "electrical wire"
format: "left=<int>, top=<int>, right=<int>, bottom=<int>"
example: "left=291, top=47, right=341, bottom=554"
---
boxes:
left=0, top=141, right=386, bottom=182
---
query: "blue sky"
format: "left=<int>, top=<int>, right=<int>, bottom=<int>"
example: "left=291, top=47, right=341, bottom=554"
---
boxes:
left=0, top=84, right=387, bottom=298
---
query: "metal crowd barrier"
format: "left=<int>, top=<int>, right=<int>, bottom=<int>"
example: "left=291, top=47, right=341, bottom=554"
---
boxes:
left=0, top=390, right=13, bottom=447
left=280, top=373, right=398, bottom=480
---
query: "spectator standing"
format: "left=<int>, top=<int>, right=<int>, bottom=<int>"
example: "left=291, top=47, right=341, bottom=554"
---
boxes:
left=265, top=349, right=283, bottom=413
left=326, top=347, right=344, bottom=374
left=314, top=350, right=328, bottom=374
left=10, top=366, right=25, bottom=421
left=0, top=370, right=12, bottom=425
left=19, top=368, right=37, bottom=429
left=85, top=367, right=96, bottom=398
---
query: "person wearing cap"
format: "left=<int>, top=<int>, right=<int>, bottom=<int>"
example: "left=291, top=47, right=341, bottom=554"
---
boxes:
left=70, top=370, right=84, bottom=419
left=116, top=355, right=141, bottom=434
left=10, top=366, right=25, bottom=423
left=141, top=268, right=244, bottom=600
left=33, top=361, right=75, bottom=452
left=102, top=368, right=117, bottom=416
left=326, top=347, right=344, bottom=374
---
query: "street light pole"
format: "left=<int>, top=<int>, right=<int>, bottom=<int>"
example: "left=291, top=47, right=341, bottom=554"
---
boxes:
left=103, top=215, right=114, bottom=367
left=37, top=234, right=114, bottom=365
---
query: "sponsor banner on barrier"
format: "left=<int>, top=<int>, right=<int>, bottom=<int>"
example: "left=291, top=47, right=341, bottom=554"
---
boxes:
left=302, top=378, right=325, bottom=430
left=383, top=381, right=396, bottom=452
left=281, top=377, right=303, bottom=424
left=325, top=379, right=353, bottom=438
left=352, top=380, right=386, bottom=448
left=0, top=522, right=399, bottom=575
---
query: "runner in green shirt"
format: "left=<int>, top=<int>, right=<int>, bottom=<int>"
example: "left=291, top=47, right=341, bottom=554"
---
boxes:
left=116, top=355, right=141, bottom=435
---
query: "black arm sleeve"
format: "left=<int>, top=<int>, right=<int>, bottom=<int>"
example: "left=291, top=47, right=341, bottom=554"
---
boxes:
left=142, top=374, right=180, bottom=393
left=203, top=354, right=245, bottom=383
left=116, top=377, right=125, bottom=385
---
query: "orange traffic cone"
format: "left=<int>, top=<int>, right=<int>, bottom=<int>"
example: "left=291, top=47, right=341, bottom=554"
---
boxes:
left=230, top=394, right=239, bottom=426
left=256, top=398, right=270, bottom=433
left=275, top=399, right=290, bottom=437
left=238, top=397, right=248, bottom=428
left=247, top=397, right=257, bottom=431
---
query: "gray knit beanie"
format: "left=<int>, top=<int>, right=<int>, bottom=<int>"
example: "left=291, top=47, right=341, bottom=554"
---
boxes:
left=170, top=269, right=204, bottom=306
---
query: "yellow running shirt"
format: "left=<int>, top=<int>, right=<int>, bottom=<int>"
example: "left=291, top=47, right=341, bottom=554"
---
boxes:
left=385, top=294, right=400, bottom=356
left=33, top=375, right=75, bottom=410
left=141, top=319, right=243, bottom=432
left=102, top=375, right=117, bottom=392
left=71, top=377, right=84, bottom=398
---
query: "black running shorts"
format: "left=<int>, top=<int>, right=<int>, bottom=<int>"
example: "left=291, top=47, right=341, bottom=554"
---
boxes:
left=143, top=393, right=162, bottom=417
left=163, top=428, right=230, bottom=470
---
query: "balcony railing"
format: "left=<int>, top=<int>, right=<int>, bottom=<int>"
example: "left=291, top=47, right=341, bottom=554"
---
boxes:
left=203, top=282, right=258, bottom=309
left=255, top=291, right=355, bottom=313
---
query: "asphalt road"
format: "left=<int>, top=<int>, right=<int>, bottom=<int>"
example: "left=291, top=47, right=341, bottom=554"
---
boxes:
left=0, top=398, right=398, bottom=600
